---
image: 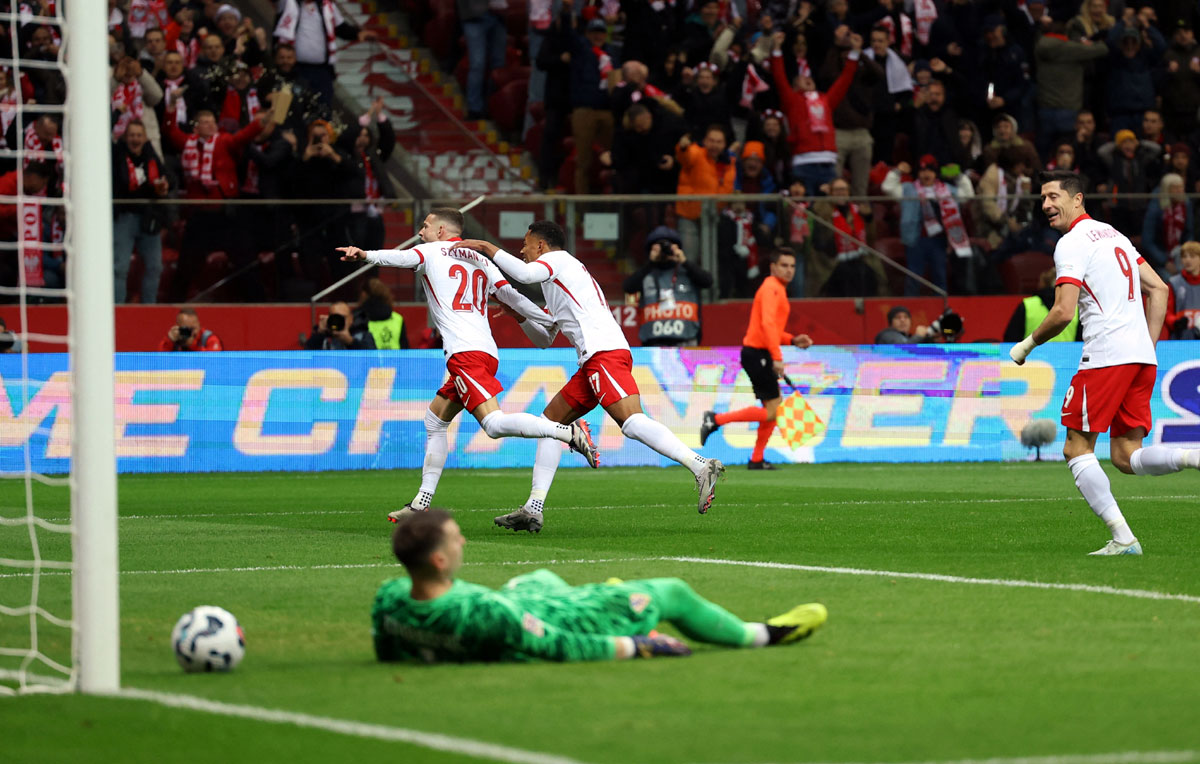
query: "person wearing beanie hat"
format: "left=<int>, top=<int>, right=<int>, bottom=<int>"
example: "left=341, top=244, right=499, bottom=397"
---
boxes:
left=881, top=151, right=975, bottom=296
left=1097, top=124, right=1163, bottom=234
left=621, top=225, right=713, bottom=347
left=1162, top=19, right=1200, bottom=139
left=981, top=112, right=1040, bottom=170
left=1166, top=141, right=1200, bottom=193
left=874, top=305, right=935, bottom=343
left=1105, top=12, right=1166, bottom=137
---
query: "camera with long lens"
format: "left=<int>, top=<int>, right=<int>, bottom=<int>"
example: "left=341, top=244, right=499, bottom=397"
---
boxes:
left=178, top=326, right=193, bottom=339
left=929, top=309, right=964, bottom=340
left=326, top=314, right=346, bottom=333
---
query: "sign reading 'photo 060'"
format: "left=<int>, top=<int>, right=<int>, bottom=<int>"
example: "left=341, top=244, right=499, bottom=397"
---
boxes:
left=0, top=345, right=1197, bottom=474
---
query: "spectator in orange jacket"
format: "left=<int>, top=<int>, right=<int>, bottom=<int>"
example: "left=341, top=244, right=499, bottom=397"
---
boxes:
left=158, top=307, right=223, bottom=351
left=674, top=124, right=736, bottom=266
left=769, top=28, right=862, bottom=195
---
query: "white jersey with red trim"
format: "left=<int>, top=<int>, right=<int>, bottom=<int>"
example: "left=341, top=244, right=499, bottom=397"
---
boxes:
left=492, top=248, right=629, bottom=364
left=1053, top=215, right=1156, bottom=369
left=365, top=240, right=508, bottom=359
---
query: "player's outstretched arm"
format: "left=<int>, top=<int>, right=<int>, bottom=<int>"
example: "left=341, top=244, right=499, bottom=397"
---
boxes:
left=337, top=245, right=423, bottom=269
left=493, top=283, right=560, bottom=348
left=1138, top=260, right=1169, bottom=345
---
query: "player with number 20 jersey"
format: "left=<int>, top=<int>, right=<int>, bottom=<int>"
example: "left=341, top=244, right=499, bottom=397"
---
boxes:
left=1009, top=172, right=1199, bottom=556
left=337, top=209, right=599, bottom=524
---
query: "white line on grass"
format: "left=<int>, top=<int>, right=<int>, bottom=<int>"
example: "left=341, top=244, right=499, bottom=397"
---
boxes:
left=659, top=557, right=1200, bottom=605
left=116, top=687, right=591, bottom=764
left=4, top=555, right=1200, bottom=606
left=745, top=750, right=1200, bottom=764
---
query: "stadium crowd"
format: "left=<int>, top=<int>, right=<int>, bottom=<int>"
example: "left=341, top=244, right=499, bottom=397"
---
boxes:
left=0, top=0, right=1194, bottom=341
left=0, top=0, right=392, bottom=304
left=455, top=0, right=1200, bottom=317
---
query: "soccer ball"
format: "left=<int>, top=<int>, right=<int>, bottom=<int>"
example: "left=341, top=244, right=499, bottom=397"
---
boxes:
left=171, top=606, right=245, bottom=673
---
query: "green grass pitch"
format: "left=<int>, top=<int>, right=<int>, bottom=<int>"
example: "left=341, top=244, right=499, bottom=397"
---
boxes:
left=2, top=462, right=1199, bottom=764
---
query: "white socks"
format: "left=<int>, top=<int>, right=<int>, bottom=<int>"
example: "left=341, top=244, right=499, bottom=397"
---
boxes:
left=412, top=409, right=450, bottom=508
left=620, top=413, right=706, bottom=476
left=1130, top=446, right=1200, bottom=475
left=526, top=434, right=562, bottom=515
left=1068, top=453, right=1135, bottom=545
left=479, top=410, right=571, bottom=442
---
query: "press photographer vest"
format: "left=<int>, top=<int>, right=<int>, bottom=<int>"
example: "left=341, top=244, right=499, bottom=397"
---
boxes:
left=637, top=266, right=699, bottom=344
left=368, top=312, right=405, bottom=350
left=1023, top=296, right=1078, bottom=342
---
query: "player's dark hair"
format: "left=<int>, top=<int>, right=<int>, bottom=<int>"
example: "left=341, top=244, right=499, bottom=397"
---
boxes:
left=1039, top=169, right=1085, bottom=198
left=24, top=161, right=52, bottom=179
left=428, top=207, right=464, bottom=234
left=392, top=509, right=453, bottom=573
left=528, top=220, right=566, bottom=250
left=769, top=247, right=796, bottom=264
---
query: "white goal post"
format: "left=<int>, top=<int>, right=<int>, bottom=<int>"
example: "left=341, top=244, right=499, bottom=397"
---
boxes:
left=66, top=0, right=118, bottom=693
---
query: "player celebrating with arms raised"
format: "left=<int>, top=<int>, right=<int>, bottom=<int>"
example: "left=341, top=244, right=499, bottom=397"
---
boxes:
left=1010, top=171, right=1200, bottom=555
left=454, top=221, right=724, bottom=532
left=339, top=209, right=598, bottom=522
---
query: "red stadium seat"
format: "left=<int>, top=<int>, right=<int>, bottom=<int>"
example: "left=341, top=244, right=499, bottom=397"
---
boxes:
left=491, top=65, right=531, bottom=89
left=424, top=13, right=458, bottom=61
left=524, top=118, right=544, bottom=154
left=487, top=78, right=528, bottom=133
left=999, top=251, right=1054, bottom=294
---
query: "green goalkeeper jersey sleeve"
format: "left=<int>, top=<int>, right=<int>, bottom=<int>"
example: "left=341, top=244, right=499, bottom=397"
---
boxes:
left=371, top=577, right=618, bottom=663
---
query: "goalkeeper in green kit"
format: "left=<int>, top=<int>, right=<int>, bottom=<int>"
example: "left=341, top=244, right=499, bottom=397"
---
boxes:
left=371, top=510, right=828, bottom=663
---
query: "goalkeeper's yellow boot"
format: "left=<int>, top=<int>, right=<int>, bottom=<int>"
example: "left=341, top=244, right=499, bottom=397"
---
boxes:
left=765, top=603, right=828, bottom=645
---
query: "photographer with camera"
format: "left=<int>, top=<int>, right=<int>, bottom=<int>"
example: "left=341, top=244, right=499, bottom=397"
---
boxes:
left=158, top=307, right=222, bottom=351
left=304, top=301, right=376, bottom=350
left=623, top=226, right=713, bottom=348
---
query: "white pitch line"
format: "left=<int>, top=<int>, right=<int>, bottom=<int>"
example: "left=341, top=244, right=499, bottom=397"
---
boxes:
left=116, top=687, right=592, bottom=764
left=740, top=751, right=1200, bottom=764
left=660, top=557, right=1200, bottom=605
left=3, top=555, right=1199, bottom=606
left=7, top=493, right=1198, bottom=526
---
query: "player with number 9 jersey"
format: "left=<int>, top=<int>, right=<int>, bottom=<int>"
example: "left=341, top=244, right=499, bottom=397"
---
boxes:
left=1007, top=171, right=1200, bottom=557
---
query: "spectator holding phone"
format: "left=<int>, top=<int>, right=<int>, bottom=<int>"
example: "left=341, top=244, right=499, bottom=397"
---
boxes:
left=158, top=307, right=222, bottom=351
left=305, top=301, right=376, bottom=350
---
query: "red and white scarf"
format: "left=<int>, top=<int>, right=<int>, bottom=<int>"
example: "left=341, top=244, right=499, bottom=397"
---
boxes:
left=914, top=0, right=937, bottom=45
left=24, top=122, right=63, bottom=172
left=125, top=152, right=159, bottom=192
left=241, top=157, right=260, bottom=195
left=181, top=133, right=218, bottom=188
left=795, top=56, right=811, bottom=80
left=878, top=15, right=914, bottom=58
left=919, top=181, right=972, bottom=257
left=220, top=85, right=260, bottom=125
left=725, top=207, right=760, bottom=278
left=0, top=89, right=18, bottom=142
left=19, top=192, right=44, bottom=287
left=275, top=0, right=340, bottom=64
left=740, top=63, right=770, bottom=108
left=530, top=0, right=552, bottom=30
left=174, top=35, right=199, bottom=69
left=593, top=46, right=612, bottom=88
left=363, top=152, right=379, bottom=199
left=831, top=203, right=865, bottom=260
left=789, top=200, right=809, bottom=244
left=163, top=76, right=189, bottom=124
left=127, top=0, right=168, bottom=38
left=1165, top=202, right=1187, bottom=252
left=802, top=91, right=831, bottom=133
left=111, top=80, right=144, bottom=141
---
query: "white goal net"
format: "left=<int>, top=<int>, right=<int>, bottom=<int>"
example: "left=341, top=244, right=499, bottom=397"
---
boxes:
left=0, top=0, right=117, bottom=695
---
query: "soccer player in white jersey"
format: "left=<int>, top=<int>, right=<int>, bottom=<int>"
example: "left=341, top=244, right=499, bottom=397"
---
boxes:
left=1010, top=171, right=1200, bottom=555
left=338, top=208, right=599, bottom=523
left=454, top=221, right=725, bottom=533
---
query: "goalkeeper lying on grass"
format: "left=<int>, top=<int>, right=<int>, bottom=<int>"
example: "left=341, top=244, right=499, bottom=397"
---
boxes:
left=371, top=509, right=827, bottom=663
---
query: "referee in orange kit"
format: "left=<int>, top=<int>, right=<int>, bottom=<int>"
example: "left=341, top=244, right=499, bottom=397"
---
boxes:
left=700, top=247, right=812, bottom=469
